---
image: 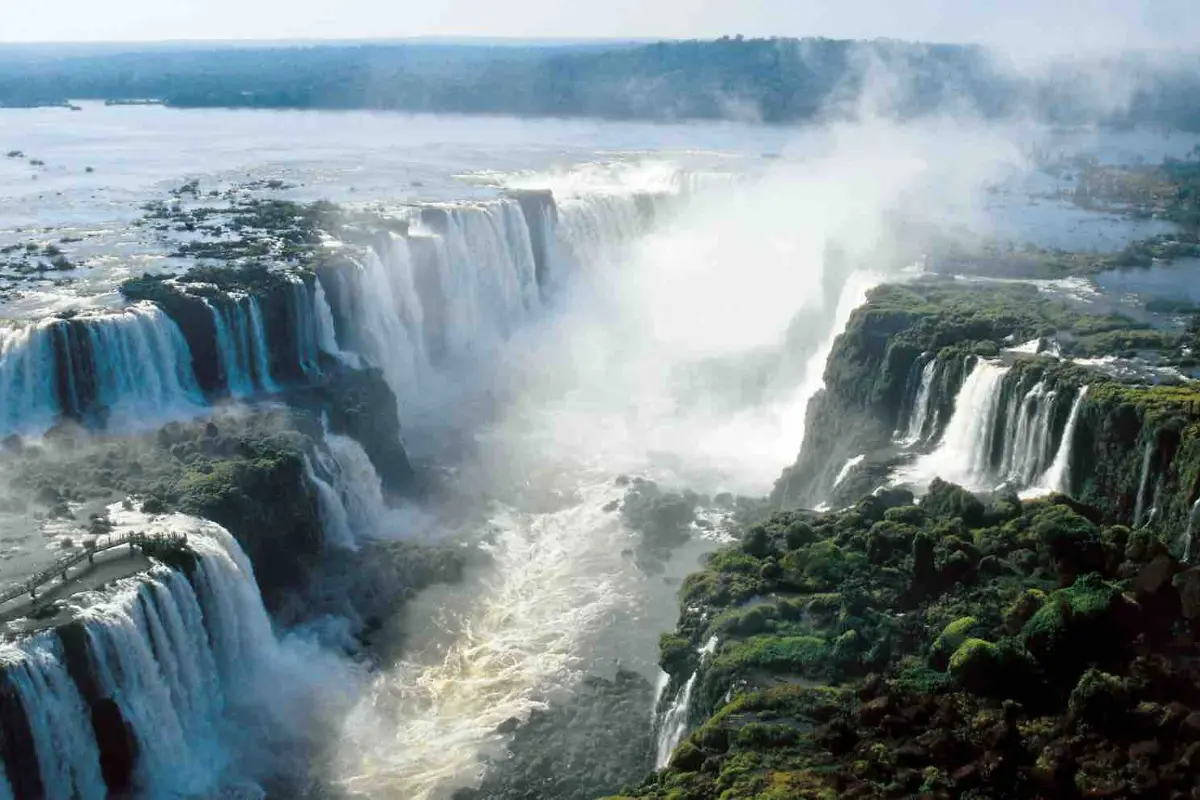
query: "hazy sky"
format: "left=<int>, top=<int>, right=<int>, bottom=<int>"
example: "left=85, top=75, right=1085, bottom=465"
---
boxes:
left=3, top=0, right=1197, bottom=52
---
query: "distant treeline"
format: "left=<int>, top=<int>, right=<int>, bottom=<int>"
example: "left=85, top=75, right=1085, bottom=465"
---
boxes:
left=2, top=38, right=1199, bottom=129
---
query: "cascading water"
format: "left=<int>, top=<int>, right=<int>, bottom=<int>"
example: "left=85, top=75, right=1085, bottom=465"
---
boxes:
left=901, top=360, right=1088, bottom=496
left=654, top=636, right=719, bottom=768
left=1, top=635, right=107, bottom=800
left=1134, top=442, right=1155, bottom=528
left=82, top=568, right=229, bottom=796
left=833, top=454, right=867, bottom=489
left=1, top=509, right=360, bottom=798
left=304, top=454, right=357, bottom=551
left=903, top=360, right=1011, bottom=489
left=899, top=357, right=938, bottom=447
left=360, top=234, right=424, bottom=394
left=313, top=277, right=351, bottom=364
left=554, top=194, right=662, bottom=272
left=85, top=304, right=205, bottom=425
left=997, top=381, right=1059, bottom=486
left=1182, top=498, right=1200, bottom=564
left=322, top=428, right=388, bottom=540
left=206, top=295, right=277, bottom=398
left=414, top=200, right=540, bottom=364
left=285, top=275, right=322, bottom=375
left=0, top=320, right=62, bottom=436
left=1035, top=386, right=1089, bottom=496
left=0, top=306, right=205, bottom=438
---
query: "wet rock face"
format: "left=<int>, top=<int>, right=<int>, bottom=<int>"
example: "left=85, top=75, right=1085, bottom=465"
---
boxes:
left=618, top=478, right=699, bottom=561
left=91, top=698, right=136, bottom=793
left=0, top=668, right=43, bottom=800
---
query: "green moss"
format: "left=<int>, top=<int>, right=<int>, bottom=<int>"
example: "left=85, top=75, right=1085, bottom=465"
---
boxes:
left=1067, top=668, right=1129, bottom=731
left=929, top=616, right=983, bottom=669
left=1022, top=573, right=1125, bottom=681
left=712, top=635, right=830, bottom=677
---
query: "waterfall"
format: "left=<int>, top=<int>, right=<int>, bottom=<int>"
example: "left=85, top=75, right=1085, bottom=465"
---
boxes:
left=313, top=277, right=357, bottom=366
left=205, top=296, right=277, bottom=397
left=1, top=635, right=107, bottom=800
left=0, top=511, right=357, bottom=797
left=654, top=636, right=718, bottom=768
left=1036, top=386, right=1089, bottom=496
left=900, top=358, right=938, bottom=447
left=82, top=568, right=227, bottom=795
left=324, top=430, right=388, bottom=538
left=285, top=275, right=321, bottom=376
left=909, top=360, right=1011, bottom=490
left=997, top=382, right=1059, bottom=486
left=245, top=298, right=278, bottom=393
left=0, top=320, right=60, bottom=436
left=833, top=454, right=866, bottom=489
left=86, top=304, right=205, bottom=425
left=0, top=307, right=205, bottom=437
left=1134, top=442, right=1155, bottom=528
left=415, top=200, right=540, bottom=363
left=338, top=237, right=425, bottom=407
left=304, top=454, right=357, bottom=551
left=206, top=298, right=252, bottom=397
left=554, top=194, right=660, bottom=273
left=1183, top=498, right=1200, bottom=564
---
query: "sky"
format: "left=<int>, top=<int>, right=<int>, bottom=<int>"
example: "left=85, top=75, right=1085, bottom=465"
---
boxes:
left=1, top=0, right=1197, bottom=53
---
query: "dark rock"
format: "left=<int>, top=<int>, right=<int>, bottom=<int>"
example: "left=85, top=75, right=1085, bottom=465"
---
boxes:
left=92, top=697, right=137, bottom=792
left=1172, top=568, right=1200, bottom=620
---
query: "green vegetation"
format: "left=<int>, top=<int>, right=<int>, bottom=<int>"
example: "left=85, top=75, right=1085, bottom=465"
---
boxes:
left=4, top=40, right=1200, bottom=131
left=613, top=480, right=1200, bottom=799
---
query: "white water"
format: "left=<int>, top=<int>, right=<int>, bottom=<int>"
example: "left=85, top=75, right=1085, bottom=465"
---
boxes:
left=900, top=357, right=938, bottom=446
left=998, top=381, right=1059, bottom=486
left=1033, top=386, right=1089, bottom=496
left=0, top=320, right=63, bottom=436
left=0, top=305, right=204, bottom=438
left=833, top=454, right=867, bottom=489
left=286, top=275, right=322, bottom=375
left=335, top=477, right=642, bottom=798
left=2, top=509, right=361, bottom=798
left=654, top=635, right=719, bottom=768
left=1134, top=442, right=1155, bottom=528
left=0, top=635, right=107, bottom=800
left=206, top=295, right=277, bottom=397
left=333, top=236, right=426, bottom=408
left=305, top=454, right=358, bottom=551
left=324, top=430, right=388, bottom=540
left=313, top=277, right=351, bottom=364
left=902, top=360, right=1011, bottom=490
left=1183, top=498, right=1200, bottom=563
left=86, top=303, right=205, bottom=425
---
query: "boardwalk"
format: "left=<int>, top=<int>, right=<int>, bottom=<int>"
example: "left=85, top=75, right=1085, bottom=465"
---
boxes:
left=0, top=531, right=190, bottom=607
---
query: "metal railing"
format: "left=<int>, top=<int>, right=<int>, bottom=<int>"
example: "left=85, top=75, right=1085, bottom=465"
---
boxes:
left=0, top=531, right=189, bottom=606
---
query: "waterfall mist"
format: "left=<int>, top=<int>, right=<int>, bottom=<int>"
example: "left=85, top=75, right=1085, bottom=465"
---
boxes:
left=331, top=115, right=1031, bottom=798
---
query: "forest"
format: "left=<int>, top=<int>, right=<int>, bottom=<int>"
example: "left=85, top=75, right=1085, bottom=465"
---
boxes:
left=3, top=37, right=1200, bottom=129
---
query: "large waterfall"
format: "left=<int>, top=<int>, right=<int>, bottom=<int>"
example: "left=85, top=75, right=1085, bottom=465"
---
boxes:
left=206, top=295, right=279, bottom=398
left=315, top=187, right=683, bottom=412
left=0, top=177, right=687, bottom=442
left=0, top=511, right=358, bottom=798
left=0, top=306, right=204, bottom=438
left=85, top=304, right=206, bottom=426
left=900, top=359, right=1089, bottom=495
